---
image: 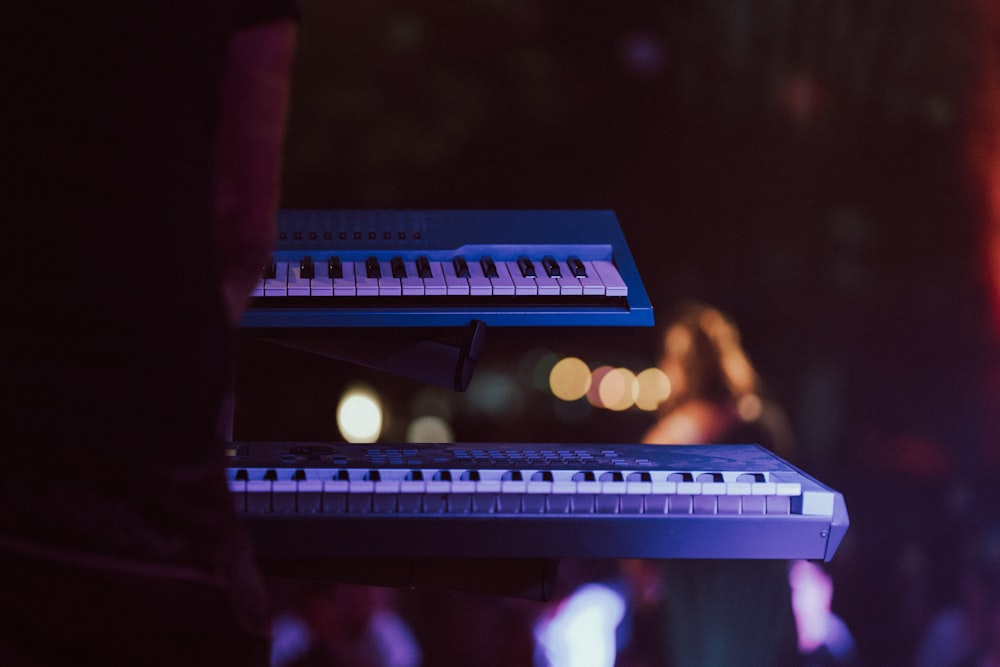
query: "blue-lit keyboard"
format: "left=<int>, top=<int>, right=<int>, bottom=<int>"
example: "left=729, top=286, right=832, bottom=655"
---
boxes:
left=240, top=210, right=654, bottom=328
left=228, top=442, right=849, bottom=562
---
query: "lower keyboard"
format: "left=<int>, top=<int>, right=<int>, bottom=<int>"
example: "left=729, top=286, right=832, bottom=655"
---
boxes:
left=228, top=442, right=849, bottom=561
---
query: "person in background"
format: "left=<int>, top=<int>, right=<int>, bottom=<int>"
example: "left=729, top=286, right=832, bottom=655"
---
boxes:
left=642, top=299, right=795, bottom=460
left=914, top=560, right=999, bottom=667
left=642, top=300, right=800, bottom=666
left=3, top=2, right=297, bottom=664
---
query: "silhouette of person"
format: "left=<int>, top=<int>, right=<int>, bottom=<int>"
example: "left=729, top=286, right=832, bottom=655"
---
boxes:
left=4, top=2, right=297, bottom=664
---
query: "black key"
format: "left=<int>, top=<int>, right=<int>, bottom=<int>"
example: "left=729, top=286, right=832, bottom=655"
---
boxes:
left=261, top=257, right=276, bottom=280
left=567, top=256, right=587, bottom=277
left=416, top=256, right=433, bottom=279
left=366, top=256, right=381, bottom=279
left=517, top=256, right=536, bottom=278
left=480, top=257, right=498, bottom=278
left=390, top=256, right=406, bottom=278
left=542, top=256, right=561, bottom=278
left=300, top=255, right=315, bottom=279
left=453, top=256, right=470, bottom=278
left=327, top=256, right=343, bottom=279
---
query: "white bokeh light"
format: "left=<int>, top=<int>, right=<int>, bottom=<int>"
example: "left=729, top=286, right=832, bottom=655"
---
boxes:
left=336, top=385, right=383, bottom=443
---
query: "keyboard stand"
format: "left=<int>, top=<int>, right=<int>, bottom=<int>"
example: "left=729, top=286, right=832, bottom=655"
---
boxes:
left=246, top=319, right=487, bottom=392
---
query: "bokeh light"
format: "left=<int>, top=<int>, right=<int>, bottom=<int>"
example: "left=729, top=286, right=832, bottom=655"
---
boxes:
left=586, top=366, right=615, bottom=408
left=336, top=384, right=383, bottom=443
left=549, top=356, right=592, bottom=401
left=531, top=350, right=562, bottom=391
left=599, top=368, right=639, bottom=412
left=466, top=371, right=525, bottom=417
left=635, top=367, right=672, bottom=411
left=406, top=415, right=454, bottom=443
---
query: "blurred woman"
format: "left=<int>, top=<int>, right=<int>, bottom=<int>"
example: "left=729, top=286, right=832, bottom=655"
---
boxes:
left=643, top=299, right=795, bottom=460
left=643, top=300, right=800, bottom=667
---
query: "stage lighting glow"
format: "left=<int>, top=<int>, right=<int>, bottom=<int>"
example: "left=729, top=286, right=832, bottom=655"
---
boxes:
left=635, top=367, right=671, bottom=411
left=533, top=583, right=626, bottom=667
left=599, top=368, right=638, bottom=411
left=549, top=357, right=591, bottom=401
left=586, top=366, right=614, bottom=408
left=406, top=415, right=454, bottom=443
left=336, top=385, right=383, bottom=443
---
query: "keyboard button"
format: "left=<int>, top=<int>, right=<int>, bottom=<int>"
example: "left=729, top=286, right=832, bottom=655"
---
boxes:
left=353, top=261, right=378, bottom=296
left=332, top=261, right=356, bottom=295
left=592, top=261, right=628, bottom=296
left=443, top=260, right=470, bottom=295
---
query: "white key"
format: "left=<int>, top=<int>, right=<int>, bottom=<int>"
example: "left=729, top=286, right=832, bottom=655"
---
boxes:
left=601, top=480, right=627, bottom=495
left=651, top=480, right=678, bottom=495
left=451, top=480, right=476, bottom=494
left=263, top=262, right=289, bottom=296
left=354, top=261, right=379, bottom=296
left=751, top=482, right=777, bottom=496
left=489, top=261, right=516, bottom=296
left=551, top=481, right=576, bottom=495
left=287, top=263, right=310, bottom=296
left=297, top=480, right=323, bottom=513
left=333, top=261, right=356, bottom=296
left=534, top=266, right=561, bottom=295
left=475, top=479, right=501, bottom=494
left=702, top=481, right=727, bottom=496
left=377, top=261, right=402, bottom=296
left=676, top=481, right=702, bottom=495
left=423, top=261, right=448, bottom=295
left=592, top=261, right=627, bottom=296
left=578, top=261, right=606, bottom=295
left=556, top=261, right=584, bottom=295
left=500, top=479, right=527, bottom=494
left=507, top=260, right=538, bottom=295
left=442, top=261, right=470, bottom=295
left=625, top=480, right=652, bottom=495
left=467, top=261, right=492, bottom=296
left=401, top=261, right=425, bottom=296
left=425, top=480, right=451, bottom=494
left=272, top=480, right=298, bottom=512
left=311, top=261, right=334, bottom=295
left=399, top=480, right=426, bottom=494
left=246, top=480, right=271, bottom=512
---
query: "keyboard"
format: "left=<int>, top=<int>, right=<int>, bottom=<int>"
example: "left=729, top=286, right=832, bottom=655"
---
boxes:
left=240, top=209, right=654, bottom=328
left=229, top=442, right=849, bottom=562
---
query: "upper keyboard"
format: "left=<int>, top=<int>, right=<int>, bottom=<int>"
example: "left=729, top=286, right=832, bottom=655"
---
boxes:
left=240, top=209, right=654, bottom=328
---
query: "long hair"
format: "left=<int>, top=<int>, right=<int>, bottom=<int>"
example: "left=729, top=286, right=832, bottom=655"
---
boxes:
left=658, top=301, right=760, bottom=410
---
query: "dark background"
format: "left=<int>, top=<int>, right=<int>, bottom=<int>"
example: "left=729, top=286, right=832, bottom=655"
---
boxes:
left=240, top=2, right=1000, bottom=664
